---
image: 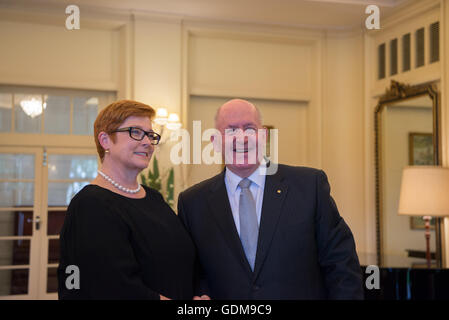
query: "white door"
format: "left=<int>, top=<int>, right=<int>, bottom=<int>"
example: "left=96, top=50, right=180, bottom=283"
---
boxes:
left=38, top=148, right=98, bottom=299
left=0, top=147, right=43, bottom=299
left=0, top=147, right=98, bottom=299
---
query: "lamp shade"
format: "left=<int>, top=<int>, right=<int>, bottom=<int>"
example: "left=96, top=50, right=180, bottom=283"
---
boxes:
left=398, top=166, right=449, bottom=217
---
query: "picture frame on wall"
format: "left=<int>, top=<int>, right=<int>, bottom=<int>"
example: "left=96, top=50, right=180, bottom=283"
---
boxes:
left=264, top=125, right=274, bottom=158
left=408, top=132, right=435, bottom=230
left=408, top=132, right=434, bottom=165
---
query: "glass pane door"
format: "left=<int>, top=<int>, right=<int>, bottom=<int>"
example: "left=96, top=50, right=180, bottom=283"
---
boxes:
left=0, top=147, right=98, bottom=299
left=0, top=148, right=43, bottom=299
left=39, top=148, right=98, bottom=299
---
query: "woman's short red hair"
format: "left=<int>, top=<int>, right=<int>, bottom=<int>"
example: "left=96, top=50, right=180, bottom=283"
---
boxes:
left=94, top=100, right=155, bottom=161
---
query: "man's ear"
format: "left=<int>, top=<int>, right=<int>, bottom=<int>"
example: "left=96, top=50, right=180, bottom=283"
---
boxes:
left=211, top=132, right=222, bottom=153
left=98, top=131, right=111, bottom=151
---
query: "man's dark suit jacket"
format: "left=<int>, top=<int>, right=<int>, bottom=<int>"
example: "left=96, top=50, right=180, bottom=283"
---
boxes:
left=177, top=164, right=364, bottom=299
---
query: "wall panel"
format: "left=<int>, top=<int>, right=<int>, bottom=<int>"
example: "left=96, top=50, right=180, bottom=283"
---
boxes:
left=0, top=21, right=120, bottom=90
left=188, top=34, right=312, bottom=101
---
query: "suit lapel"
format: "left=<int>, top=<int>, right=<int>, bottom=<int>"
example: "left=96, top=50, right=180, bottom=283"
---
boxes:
left=207, top=172, right=253, bottom=277
left=253, top=169, right=288, bottom=279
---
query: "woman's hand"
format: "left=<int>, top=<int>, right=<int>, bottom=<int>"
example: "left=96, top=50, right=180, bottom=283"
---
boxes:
left=193, top=295, right=211, bottom=300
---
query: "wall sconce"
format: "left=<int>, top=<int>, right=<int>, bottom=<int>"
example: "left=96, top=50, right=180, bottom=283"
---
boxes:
left=166, top=113, right=181, bottom=130
left=153, top=107, right=182, bottom=141
left=154, top=108, right=168, bottom=126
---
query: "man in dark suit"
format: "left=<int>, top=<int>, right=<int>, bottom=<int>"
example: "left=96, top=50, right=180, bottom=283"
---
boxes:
left=178, top=99, right=363, bottom=299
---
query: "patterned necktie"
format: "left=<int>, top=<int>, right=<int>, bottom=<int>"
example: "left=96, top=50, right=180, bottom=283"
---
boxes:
left=238, top=178, right=259, bottom=271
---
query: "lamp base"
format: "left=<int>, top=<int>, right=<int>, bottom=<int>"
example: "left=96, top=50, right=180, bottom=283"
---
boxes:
left=423, top=215, right=432, bottom=268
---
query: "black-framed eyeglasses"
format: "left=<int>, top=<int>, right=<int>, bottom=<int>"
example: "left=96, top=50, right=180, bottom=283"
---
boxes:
left=113, top=127, right=161, bottom=145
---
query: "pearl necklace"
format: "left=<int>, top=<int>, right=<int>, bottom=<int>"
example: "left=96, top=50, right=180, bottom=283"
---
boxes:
left=97, top=170, right=141, bottom=194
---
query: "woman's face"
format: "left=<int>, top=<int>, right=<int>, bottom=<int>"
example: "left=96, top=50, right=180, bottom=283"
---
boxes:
left=108, top=116, right=155, bottom=172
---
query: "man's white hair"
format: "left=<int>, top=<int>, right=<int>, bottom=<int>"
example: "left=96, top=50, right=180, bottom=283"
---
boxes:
left=214, top=99, right=263, bottom=128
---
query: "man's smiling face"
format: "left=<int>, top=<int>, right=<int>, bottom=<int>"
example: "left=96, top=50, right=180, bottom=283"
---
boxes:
left=214, top=99, right=266, bottom=178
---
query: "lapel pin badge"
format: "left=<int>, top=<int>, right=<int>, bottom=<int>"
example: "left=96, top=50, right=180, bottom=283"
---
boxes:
left=277, top=189, right=281, bottom=194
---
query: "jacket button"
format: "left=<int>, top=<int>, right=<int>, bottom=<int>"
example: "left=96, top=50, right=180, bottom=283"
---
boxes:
left=253, top=285, right=260, bottom=291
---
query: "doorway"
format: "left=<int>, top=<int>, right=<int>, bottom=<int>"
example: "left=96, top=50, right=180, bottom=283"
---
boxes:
left=0, top=147, right=97, bottom=299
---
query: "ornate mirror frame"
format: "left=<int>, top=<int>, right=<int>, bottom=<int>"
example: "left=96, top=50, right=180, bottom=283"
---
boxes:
left=374, top=80, right=442, bottom=267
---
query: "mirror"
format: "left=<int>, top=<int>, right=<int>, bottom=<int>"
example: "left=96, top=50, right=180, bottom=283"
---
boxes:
left=375, top=80, right=441, bottom=268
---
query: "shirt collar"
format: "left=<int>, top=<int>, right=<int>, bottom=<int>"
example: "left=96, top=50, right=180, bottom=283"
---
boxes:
left=225, top=163, right=267, bottom=193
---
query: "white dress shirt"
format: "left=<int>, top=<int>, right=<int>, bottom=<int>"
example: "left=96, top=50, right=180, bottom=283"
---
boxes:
left=224, top=164, right=267, bottom=235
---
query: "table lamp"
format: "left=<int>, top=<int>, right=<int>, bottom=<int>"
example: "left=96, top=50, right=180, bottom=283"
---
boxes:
left=398, top=166, right=449, bottom=268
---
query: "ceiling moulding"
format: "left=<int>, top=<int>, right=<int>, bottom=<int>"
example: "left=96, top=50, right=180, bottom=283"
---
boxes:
left=124, top=4, right=357, bottom=32
left=180, top=14, right=356, bottom=32
left=0, top=1, right=132, bottom=29
left=0, top=8, right=64, bottom=28
left=374, top=0, right=439, bottom=30
left=183, top=19, right=326, bottom=40
left=325, top=27, right=365, bottom=39
left=0, top=0, right=373, bottom=33
left=186, top=26, right=322, bottom=47
left=306, top=0, right=407, bottom=7
left=132, top=10, right=183, bottom=24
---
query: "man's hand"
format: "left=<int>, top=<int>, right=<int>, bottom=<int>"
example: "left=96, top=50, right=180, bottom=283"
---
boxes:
left=193, top=295, right=211, bottom=300
left=160, top=294, right=171, bottom=300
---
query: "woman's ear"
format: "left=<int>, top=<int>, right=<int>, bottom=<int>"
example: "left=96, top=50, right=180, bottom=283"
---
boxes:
left=98, top=131, right=111, bottom=151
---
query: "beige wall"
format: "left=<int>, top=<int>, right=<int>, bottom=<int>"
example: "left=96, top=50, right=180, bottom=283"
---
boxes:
left=133, top=17, right=182, bottom=114
left=322, top=32, right=366, bottom=254
left=188, top=34, right=312, bottom=101
left=0, top=20, right=120, bottom=91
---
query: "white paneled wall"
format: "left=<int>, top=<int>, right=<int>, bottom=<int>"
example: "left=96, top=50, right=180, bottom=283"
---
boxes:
left=133, top=17, right=182, bottom=114
left=323, top=33, right=366, bottom=253
left=0, top=21, right=120, bottom=90
left=188, top=34, right=312, bottom=101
